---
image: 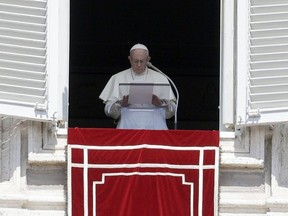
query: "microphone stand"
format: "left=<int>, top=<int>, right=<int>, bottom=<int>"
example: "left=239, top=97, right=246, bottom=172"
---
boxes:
left=147, top=62, right=179, bottom=130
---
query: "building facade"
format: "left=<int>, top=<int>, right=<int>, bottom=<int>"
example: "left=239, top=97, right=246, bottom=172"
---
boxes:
left=0, top=0, right=288, bottom=215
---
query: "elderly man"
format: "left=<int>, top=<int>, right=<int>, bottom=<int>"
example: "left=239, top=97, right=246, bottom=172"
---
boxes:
left=99, top=43, right=176, bottom=129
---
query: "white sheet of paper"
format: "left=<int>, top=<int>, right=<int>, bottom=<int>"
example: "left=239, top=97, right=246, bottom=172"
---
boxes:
left=128, top=83, right=154, bottom=105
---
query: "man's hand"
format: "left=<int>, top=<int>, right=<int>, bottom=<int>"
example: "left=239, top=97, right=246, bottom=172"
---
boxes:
left=120, top=95, right=129, bottom=107
left=152, top=94, right=162, bottom=106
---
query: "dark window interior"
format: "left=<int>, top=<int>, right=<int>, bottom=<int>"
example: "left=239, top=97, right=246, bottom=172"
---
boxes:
left=69, top=1, right=220, bottom=130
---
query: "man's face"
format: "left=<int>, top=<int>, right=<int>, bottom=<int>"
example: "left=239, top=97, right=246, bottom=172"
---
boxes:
left=129, top=49, right=150, bottom=74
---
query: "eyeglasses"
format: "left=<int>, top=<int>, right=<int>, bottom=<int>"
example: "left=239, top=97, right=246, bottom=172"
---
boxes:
left=131, top=59, right=148, bottom=64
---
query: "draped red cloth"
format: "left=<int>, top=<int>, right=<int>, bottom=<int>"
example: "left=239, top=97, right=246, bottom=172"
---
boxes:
left=68, top=128, right=219, bottom=216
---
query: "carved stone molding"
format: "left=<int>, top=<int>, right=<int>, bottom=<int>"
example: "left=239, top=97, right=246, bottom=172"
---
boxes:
left=0, top=118, right=26, bottom=192
left=220, top=126, right=265, bottom=168
left=271, top=123, right=288, bottom=197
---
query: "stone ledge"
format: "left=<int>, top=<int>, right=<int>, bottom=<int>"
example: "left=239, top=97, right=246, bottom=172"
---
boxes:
left=219, top=193, right=288, bottom=215
left=0, top=208, right=65, bottom=216
left=220, top=153, right=264, bottom=169
left=28, top=152, right=66, bottom=166
left=0, top=189, right=66, bottom=211
left=266, top=197, right=288, bottom=212
left=219, top=192, right=267, bottom=214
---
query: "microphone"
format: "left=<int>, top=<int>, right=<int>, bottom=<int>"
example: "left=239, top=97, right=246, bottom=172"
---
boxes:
left=147, top=62, right=179, bottom=130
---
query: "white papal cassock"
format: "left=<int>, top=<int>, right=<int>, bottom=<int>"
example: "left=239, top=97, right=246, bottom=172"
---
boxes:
left=99, top=68, right=176, bottom=129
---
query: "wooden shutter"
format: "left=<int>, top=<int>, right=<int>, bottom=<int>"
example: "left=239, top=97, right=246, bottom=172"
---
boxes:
left=0, top=0, right=69, bottom=122
left=237, top=0, right=288, bottom=126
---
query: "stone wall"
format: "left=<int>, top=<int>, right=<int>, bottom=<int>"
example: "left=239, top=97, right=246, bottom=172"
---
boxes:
left=219, top=124, right=288, bottom=215
left=0, top=118, right=66, bottom=216
left=0, top=117, right=288, bottom=215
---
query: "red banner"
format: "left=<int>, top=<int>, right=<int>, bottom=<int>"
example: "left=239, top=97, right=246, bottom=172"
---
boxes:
left=68, top=128, right=219, bottom=216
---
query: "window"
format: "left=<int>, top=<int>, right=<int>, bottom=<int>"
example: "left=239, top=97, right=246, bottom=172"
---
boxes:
left=0, top=0, right=69, bottom=123
left=69, top=1, right=220, bottom=130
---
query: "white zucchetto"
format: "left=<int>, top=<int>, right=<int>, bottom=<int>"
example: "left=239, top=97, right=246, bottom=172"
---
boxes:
left=130, top=43, right=149, bottom=52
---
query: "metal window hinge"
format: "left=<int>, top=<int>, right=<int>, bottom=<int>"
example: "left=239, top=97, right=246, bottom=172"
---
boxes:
left=235, top=127, right=244, bottom=142
left=248, top=108, right=261, bottom=117
left=35, top=102, right=48, bottom=111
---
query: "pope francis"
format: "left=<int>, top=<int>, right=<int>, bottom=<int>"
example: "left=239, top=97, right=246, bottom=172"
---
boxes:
left=99, top=43, right=176, bottom=129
